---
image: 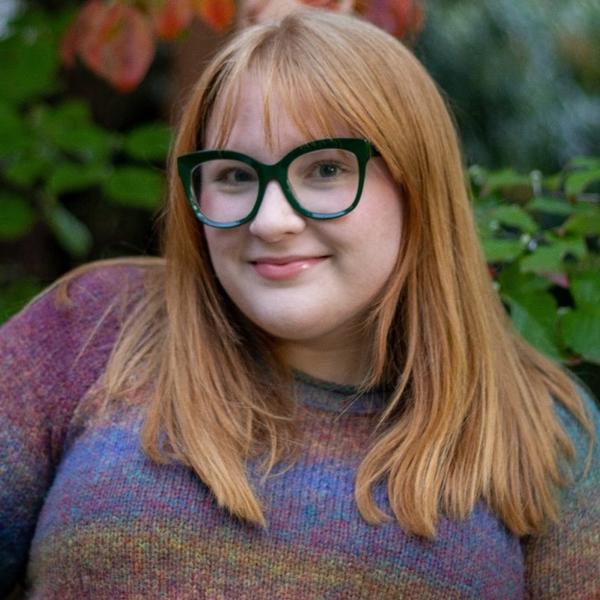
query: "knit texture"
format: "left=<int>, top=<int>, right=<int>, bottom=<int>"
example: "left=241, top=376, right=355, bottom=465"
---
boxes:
left=1, top=265, right=599, bottom=599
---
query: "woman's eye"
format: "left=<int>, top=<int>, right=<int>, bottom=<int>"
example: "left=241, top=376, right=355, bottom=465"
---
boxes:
left=216, top=168, right=255, bottom=185
left=309, top=162, right=345, bottom=179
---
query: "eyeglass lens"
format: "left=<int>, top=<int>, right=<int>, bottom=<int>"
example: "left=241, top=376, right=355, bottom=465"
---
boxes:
left=191, top=148, right=360, bottom=224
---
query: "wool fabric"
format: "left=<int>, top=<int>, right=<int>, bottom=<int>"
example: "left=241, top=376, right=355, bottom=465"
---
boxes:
left=1, top=266, right=599, bottom=599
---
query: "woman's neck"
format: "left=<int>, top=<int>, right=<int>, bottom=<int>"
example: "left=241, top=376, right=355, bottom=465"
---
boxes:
left=277, top=336, right=370, bottom=386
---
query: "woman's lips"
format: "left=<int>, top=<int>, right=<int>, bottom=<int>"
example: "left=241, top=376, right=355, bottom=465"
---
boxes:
left=250, top=256, right=327, bottom=281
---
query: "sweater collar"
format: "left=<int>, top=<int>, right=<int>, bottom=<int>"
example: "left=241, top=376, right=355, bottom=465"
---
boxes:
left=292, top=370, right=389, bottom=415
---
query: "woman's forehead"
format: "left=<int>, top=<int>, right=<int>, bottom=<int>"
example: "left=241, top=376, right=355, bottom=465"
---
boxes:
left=203, top=74, right=357, bottom=151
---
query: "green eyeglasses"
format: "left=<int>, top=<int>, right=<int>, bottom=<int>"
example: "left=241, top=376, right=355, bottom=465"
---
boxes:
left=177, top=137, right=380, bottom=228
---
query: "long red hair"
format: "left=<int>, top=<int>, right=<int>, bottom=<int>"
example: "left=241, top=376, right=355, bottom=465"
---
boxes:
left=60, top=9, right=592, bottom=537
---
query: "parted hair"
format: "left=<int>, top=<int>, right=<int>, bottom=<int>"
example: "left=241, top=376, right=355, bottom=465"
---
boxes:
left=62, top=8, right=592, bottom=537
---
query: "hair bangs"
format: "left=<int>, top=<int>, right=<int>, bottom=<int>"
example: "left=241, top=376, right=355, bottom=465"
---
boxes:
left=199, top=26, right=369, bottom=153
left=260, top=49, right=363, bottom=145
left=197, top=61, right=246, bottom=150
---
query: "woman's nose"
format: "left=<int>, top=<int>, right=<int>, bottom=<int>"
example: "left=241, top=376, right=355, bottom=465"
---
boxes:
left=248, top=181, right=306, bottom=242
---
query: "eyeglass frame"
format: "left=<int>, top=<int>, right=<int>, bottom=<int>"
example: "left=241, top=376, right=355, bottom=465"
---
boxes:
left=176, top=137, right=381, bottom=229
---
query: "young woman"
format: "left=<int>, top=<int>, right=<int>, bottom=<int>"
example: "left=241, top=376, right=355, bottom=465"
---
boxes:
left=1, top=9, right=598, bottom=599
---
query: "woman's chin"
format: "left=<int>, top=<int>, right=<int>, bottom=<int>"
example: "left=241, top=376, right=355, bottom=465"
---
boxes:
left=254, top=319, right=331, bottom=344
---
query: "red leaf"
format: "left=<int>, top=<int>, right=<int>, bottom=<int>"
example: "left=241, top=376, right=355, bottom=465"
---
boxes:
left=358, top=0, right=423, bottom=38
left=151, top=0, right=194, bottom=40
left=60, top=24, right=79, bottom=67
left=60, top=0, right=105, bottom=67
left=193, top=0, right=236, bottom=31
left=79, top=4, right=156, bottom=93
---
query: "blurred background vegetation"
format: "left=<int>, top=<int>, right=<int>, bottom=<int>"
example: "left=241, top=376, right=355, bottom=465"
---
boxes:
left=0, top=0, right=599, bottom=393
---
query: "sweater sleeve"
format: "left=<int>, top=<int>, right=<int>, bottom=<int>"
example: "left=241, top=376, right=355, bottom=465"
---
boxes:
left=0, top=265, right=142, bottom=596
left=522, top=385, right=600, bottom=598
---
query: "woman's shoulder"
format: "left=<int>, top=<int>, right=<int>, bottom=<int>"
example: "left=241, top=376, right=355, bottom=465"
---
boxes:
left=558, top=380, right=600, bottom=482
left=521, top=382, right=600, bottom=597
left=48, top=257, right=164, bottom=318
left=0, top=257, right=165, bottom=427
left=3, top=257, right=163, bottom=335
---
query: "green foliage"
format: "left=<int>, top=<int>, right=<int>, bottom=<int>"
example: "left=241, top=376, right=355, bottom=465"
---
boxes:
left=0, top=10, right=170, bottom=258
left=124, top=124, right=172, bottom=161
left=43, top=201, right=94, bottom=258
left=473, top=158, right=600, bottom=365
left=103, top=167, right=164, bottom=210
left=0, top=8, right=169, bottom=315
left=0, top=192, right=35, bottom=240
left=0, top=11, right=60, bottom=104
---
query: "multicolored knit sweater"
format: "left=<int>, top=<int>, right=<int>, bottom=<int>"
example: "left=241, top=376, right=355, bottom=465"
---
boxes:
left=1, top=266, right=599, bottom=599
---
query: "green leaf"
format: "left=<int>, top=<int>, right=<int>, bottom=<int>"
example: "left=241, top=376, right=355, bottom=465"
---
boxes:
left=526, top=197, right=574, bottom=216
left=521, top=246, right=564, bottom=274
left=44, top=203, right=93, bottom=257
left=521, top=238, right=586, bottom=274
left=570, top=273, right=600, bottom=309
left=505, top=293, right=562, bottom=360
left=103, top=167, right=164, bottom=210
left=124, top=124, right=172, bottom=161
left=35, top=101, right=115, bottom=161
left=490, top=205, right=537, bottom=233
left=5, top=153, right=51, bottom=187
left=562, top=210, right=600, bottom=235
left=0, top=193, right=36, bottom=240
left=0, top=28, right=59, bottom=105
left=0, top=103, right=29, bottom=154
left=483, top=169, right=530, bottom=194
left=565, top=168, right=600, bottom=195
left=497, top=262, right=550, bottom=296
left=568, top=156, right=600, bottom=170
left=482, top=239, right=524, bottom=262
left=46, top=163, right=108, bottom=196
left=560, top=308, right=600, bottom=363
left=547, top=236, right=587, bottom=258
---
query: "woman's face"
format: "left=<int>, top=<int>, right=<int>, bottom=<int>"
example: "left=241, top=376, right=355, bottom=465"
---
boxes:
left=202, top=77, right=403, bottom=375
